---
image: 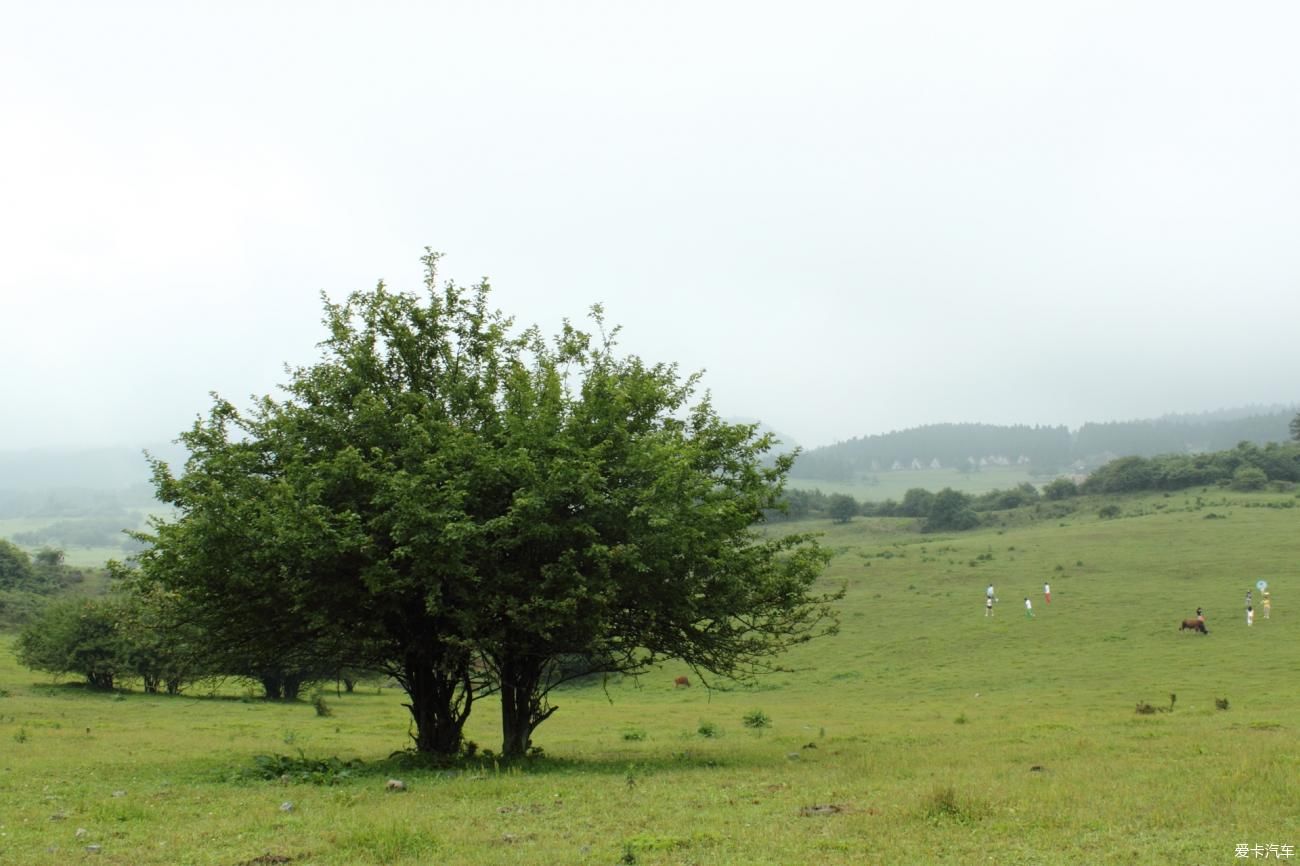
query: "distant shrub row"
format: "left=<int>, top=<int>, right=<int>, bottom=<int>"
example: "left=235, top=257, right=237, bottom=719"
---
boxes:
left=767, top=484, right=1035, bottom=531
left=767, top=441, right=1300, bottom=529
left=1078, top=441, right=1300, bottom=494
left=0, top=541, right=92, bottom=629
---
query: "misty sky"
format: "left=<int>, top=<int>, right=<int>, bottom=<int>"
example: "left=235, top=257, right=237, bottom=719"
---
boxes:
left=4, top=2, right=1299, bottom=453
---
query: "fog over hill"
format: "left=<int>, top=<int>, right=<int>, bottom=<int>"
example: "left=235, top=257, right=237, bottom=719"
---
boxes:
left=788, top=405, right=1299, bottom=482
left=1, top=406, right=1294, bottom=496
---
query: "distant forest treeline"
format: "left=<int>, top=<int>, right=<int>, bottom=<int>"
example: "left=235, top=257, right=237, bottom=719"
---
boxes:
left=789, top=407, right=1298, bottom=481
left=769, top=439, right=1300, bottom=527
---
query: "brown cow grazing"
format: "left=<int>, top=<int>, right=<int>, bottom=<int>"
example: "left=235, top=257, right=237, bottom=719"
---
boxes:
left=674, top=675, right=691, bottom=688
left=1180, top=618, right=1208, bottom=634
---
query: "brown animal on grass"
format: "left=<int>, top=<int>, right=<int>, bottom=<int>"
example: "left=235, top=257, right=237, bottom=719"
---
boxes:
left=1179, top=618, right=1208, bottom=634
left=674, top=675, right=691, bottom=688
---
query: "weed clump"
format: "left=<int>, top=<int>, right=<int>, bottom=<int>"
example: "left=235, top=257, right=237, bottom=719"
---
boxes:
left=697, top=720, right=720, bottom=738
left=919, top=786, right=986, bottom=824
left=742, top=709, right=771, bottom=729
left=243, top=751, right=363, bottom=785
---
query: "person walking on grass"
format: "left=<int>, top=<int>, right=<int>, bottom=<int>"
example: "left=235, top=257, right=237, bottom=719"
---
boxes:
left=1247, top=605, right=1254, bottom=627
left=1043, top=582, right=1051, bottom=605
left=1263, top=591, right=1271, bottom=620
left=985, top=593, right=994, bottom=617
left=1024, top=597, right=1034, bottom=619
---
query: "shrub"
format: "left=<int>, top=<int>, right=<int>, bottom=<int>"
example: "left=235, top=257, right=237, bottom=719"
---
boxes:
left=827, top=493, right=859, bottom=523
left=1042, top=478, right=1078, bottom=500
left=1098, top=504, right=1121, bottom=519
left=15, top=597, right=128, bottom=690
left=1230, top=465, right=1268, bottom=491
left=244, top=751, right=362, bottom=785
left=742, top=709, right=771, bottom=729
left=697, top=720, right=720, bottom=738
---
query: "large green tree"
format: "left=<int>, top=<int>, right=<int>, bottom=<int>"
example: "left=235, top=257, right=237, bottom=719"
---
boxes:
left=473, top=318, right=838, bottom=756
left=132, top=251, right=838, bottom=758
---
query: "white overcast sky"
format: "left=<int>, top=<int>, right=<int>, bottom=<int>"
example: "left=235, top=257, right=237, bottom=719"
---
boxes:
left=3, top=1, right=1299, bottom=453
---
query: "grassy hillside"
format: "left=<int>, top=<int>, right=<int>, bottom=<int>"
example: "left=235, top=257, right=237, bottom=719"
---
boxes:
left=0, top=489, right=1296, bottom=864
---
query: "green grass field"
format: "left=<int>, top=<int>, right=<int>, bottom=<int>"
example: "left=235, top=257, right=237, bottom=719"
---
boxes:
left=1, top=489, right=1297, bottom=864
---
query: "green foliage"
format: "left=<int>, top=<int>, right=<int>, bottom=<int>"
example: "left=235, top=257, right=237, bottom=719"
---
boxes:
left=1098, top=504, right=1122, bottom=519
left=243, top=751, right=362, bottom=785
left=1230, top=465, right=1268, bottom=491
left=696, top=720, right=720, bottom=738
left=132, top=250, right=838, bottom=760
left=827, top=493, right=858, bottom=523
left=926, top=488, right=980, bottom=532
left=0, top=589, right=48, bottom=631
left=1291, top=412, right=1300, bottom=441
left=741, top=708, right=772, bottom=729
left=899, top=487, right=935, bottom=517
left=972, top=482, right=1040, bottom=511
left=0, top=539, right=35, bottom=590
left=1083, top=456, right=1154, bottom=494
left=1042, top=477, right=1079, bottom=500
left=1082, top=441, right=1300, bottom=495
left=15, top=597, right=127, bottom=689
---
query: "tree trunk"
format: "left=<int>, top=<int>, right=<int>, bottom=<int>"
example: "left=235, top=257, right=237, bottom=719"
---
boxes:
left=86, top=671, right=114, bottom=690
left=498, top=657, right=556, bottom=759
left=283, top=675, right=302, bottom=701
left=400, top=655, right=472, bottom=756
left=260, top=674, right=283, bottom=700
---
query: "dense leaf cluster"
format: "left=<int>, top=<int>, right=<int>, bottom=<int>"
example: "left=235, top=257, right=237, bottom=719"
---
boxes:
left=124, top=253, right=839, bottom=757
left=0, top=543, right=92, bottom=629
left=1080, top=441, right=1300, bottom=494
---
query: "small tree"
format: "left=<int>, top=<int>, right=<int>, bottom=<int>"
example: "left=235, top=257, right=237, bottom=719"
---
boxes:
left=15, top=597, right=128, bottom=690
left=1042, top=478, right=1078, bottom=501
left=899, top=488, right=935, bottom=518
left=925, top=488, right=979, bottom=532
left=1290, top=412, right=1300, bottom=442
left=1230, top=465, right=1268, bottom=491
left=827, top=493, right=859, bottom=523
left=0, top=540, right=35, bottom=591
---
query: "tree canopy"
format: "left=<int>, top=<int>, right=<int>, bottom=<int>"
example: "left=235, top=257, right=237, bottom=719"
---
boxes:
left=130, top=252, right=838, bottom=757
